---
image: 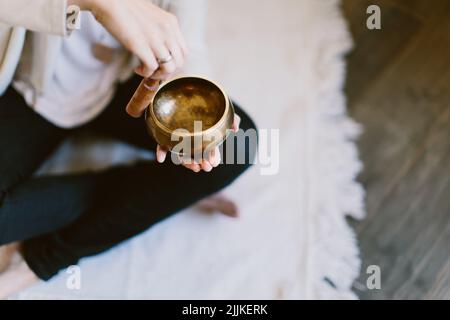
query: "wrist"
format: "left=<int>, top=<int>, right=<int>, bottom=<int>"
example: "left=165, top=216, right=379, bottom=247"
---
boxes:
left=67, top=0, right=97, bottom=11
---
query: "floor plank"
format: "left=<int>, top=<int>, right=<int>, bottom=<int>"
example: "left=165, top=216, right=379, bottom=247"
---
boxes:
left=342, top=0, right=450, bottom=299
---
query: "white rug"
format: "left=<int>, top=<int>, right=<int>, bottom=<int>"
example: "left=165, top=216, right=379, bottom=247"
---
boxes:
left=16, top=0, right=364, bottom=299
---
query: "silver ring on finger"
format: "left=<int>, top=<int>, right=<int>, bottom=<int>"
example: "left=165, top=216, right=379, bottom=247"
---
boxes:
left=157, top=54, right=173, bottom=64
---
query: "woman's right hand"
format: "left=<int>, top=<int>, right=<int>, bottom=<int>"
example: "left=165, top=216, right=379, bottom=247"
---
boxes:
left=69, top=0, right=188, bottom=79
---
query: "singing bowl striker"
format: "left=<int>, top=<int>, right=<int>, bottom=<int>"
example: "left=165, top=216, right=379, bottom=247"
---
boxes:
left=145, top=75, right=234, bottom=154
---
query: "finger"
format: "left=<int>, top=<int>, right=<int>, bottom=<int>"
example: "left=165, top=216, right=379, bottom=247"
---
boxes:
left=134, top=63, right=158, bottom=78
left=132, top=45, right=159, bottom=78
left=183, top=162, right=201, bottom=173
left=150, top=41, right=183, bottom=81
left=166, top=37, right=184, bottom=69
left=150, top=62, right=176, bottom=80
left=232, top=114, right=241, bottom=132
left=183, top=158, right=201, bottom=172
left=103, top=16, right=158, bottom=78
left=207, top=147, right=217, bottom=167
left=169, top=14, right=189, bottom=57
left=174, top=26, right=189, bottom=57
left=156, top=145, right=168, bottom=163
left=201, top=160, right=213, bottom=172
left=150, top=42, right=176, bottom=80
left=209, top=147, right=221, bottom=167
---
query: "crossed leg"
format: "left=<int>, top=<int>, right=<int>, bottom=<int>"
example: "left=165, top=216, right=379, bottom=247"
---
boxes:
left=0, top=76, right=257, bottom=288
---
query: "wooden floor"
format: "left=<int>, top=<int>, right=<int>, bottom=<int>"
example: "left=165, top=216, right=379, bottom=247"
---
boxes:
left=342, top=0, right=450, bottom=299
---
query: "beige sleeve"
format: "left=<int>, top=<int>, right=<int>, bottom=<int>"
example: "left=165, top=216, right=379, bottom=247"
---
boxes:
left=168, top=0, right=212, bottom=76
left=0, top=0, right=67, bottom=36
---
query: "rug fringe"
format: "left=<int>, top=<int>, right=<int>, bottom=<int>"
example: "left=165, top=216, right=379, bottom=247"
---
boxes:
left=307, top=0, right=365, bottom=299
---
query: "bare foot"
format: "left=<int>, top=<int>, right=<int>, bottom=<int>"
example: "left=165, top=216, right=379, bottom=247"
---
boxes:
left=0, top=243, right=19, bottom=273
left=0, top=246, right=39, bottom=299
left=196, top=193, right=239, bottom=218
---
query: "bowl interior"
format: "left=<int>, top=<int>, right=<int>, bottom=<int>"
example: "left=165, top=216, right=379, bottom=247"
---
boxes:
left=152, top=77, right=226, bottom=133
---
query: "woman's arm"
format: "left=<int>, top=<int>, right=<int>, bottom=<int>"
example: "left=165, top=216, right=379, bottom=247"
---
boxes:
left=0, top=0, right=189, bottom=81
left=70, top=0, right=188, bottom=82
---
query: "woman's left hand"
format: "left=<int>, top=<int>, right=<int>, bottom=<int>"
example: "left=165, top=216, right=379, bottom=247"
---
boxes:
left=156, top=114, right=241, bottom=172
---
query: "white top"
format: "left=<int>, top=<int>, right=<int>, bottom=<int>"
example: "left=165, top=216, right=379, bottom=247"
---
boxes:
left=14, top=12, right=127, bottom=128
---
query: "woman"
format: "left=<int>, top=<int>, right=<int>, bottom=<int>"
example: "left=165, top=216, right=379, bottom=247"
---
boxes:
left=0, top=0, right=256, bottom=298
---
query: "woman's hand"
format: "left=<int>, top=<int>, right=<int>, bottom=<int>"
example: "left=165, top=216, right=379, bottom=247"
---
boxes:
left=156, top=114, right=241, bottom=172
left=69, top=0, right=188, bottom=79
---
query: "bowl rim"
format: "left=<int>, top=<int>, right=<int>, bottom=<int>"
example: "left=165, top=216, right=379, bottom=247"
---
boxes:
left=146, top=74, right=231, bottom=137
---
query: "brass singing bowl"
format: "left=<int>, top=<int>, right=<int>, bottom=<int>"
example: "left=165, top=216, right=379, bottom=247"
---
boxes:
left=145, top=75, right=235, bottom=155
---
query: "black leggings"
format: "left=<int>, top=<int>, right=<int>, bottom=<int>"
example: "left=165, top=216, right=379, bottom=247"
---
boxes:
left=0, top=75, right=257, bottom=280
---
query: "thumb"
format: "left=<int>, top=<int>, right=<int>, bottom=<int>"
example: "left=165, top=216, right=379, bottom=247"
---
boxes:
left=156, top=145, right=168, bottom=163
